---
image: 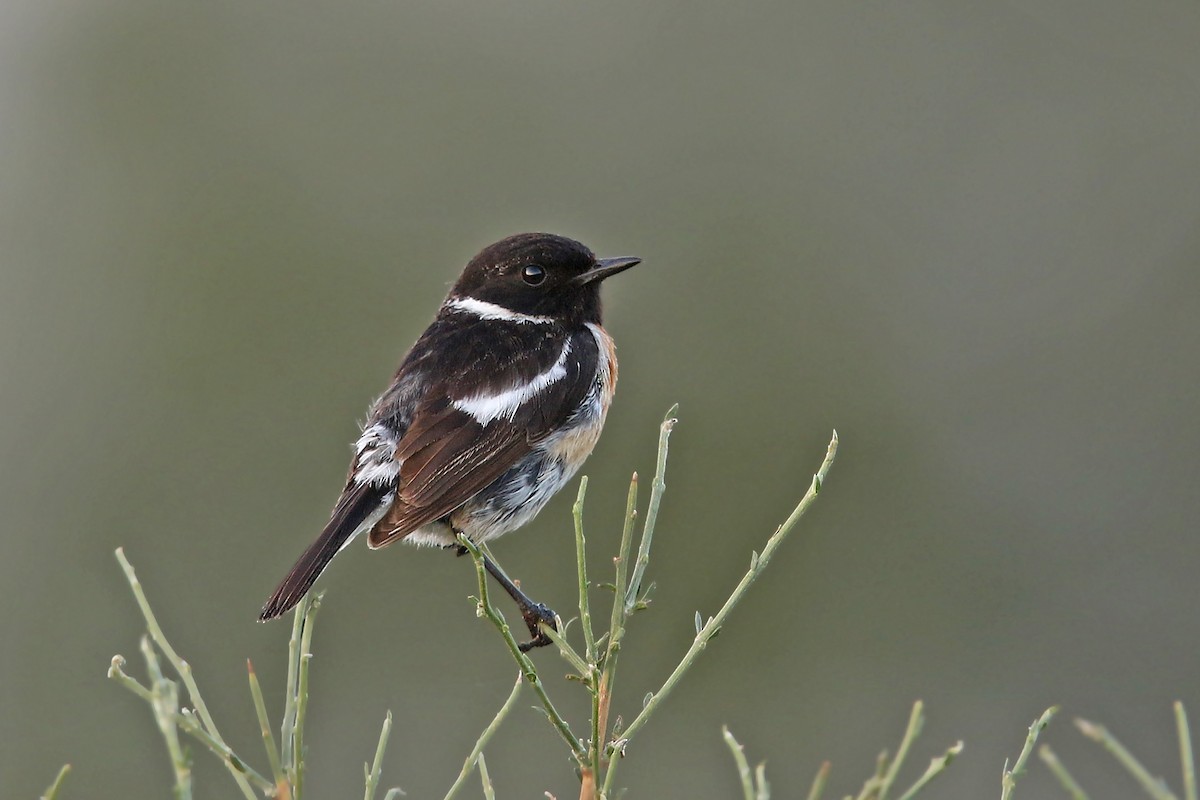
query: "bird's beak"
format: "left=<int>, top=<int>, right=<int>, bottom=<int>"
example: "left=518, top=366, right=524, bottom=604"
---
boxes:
left=573, top=256, right=642, bottom=285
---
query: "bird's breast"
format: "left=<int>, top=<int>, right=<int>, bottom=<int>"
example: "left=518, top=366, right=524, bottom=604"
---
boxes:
left=540, top=323, right=617, bottom=469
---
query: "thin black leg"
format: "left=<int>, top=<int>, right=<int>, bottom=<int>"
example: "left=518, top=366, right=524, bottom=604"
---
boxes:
left=456, top=544, right=557, bottom=651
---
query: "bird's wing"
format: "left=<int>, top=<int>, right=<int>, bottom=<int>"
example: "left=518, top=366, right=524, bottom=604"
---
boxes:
left=366, top=328, right=599, bottom=548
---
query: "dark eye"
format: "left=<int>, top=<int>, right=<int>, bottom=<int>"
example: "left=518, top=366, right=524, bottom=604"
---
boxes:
left=521, top=264, right=546, bottom=285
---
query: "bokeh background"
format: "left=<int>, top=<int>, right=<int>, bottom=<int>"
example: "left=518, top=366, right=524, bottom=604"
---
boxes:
left=4, top=1, right=1200, bottom=798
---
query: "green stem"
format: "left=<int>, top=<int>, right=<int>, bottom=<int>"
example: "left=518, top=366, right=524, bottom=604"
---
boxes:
left=108, top=656, right=268, bottom=796
left=443, top=673, right=523, bottom=800
left=614, top=432, right=837, bottom=748
left=41, top=764, right=71, bottom=800
left=293, top=592, right=323, bottom=800
left=459, top=534, right=586, bottom=764
left=722, top=727, right=755, bottom=800
left=364, top=710, right=393, bottom=800
left=1076, top=718, right=1178, bottom=800
left=248, top=659, right=288, bottom=796
left=1001, top=707, right=1058, bottom=800
left=804, top=761, right=831, bottom=800
left=281, top=595, right=305, bottom=778
left=876, top=701, right=924, bottom=800
left=894, top=741, right=963, bottom=800
left=113, top=549, right=260, bottom=799
left=1038, top=745, right=1090, bottom=800
left=623, top=408, right=678, bottom=615
left=1178, top=702, right=1197, bottom=800
left=141, top=636, right=192, bottom=800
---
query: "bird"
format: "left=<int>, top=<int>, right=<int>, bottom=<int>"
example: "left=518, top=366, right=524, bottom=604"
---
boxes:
left=258, top=232, right=641, bottom=650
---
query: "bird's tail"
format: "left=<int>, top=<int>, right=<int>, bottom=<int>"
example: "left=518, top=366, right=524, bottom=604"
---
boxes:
left=259, top=484, right=389, bottom=621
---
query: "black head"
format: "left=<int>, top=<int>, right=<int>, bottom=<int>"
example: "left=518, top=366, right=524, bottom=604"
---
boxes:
left=449, top=233, right=640, bottom=325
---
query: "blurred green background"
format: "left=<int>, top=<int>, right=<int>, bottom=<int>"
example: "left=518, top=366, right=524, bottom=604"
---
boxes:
left=4, top=1, right=1200, bottom=798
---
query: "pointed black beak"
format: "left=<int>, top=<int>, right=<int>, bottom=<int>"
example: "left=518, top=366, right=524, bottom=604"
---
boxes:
left=573, top=256, right=642, bottom=286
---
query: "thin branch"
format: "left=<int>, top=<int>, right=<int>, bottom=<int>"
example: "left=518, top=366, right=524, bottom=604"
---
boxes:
left=893, top=741, right=963, bottom=800
left=248, top=659, right=289, bottom=798
left=805, top=761, right=831, bottom=800
left=623, top=408, right=678, bottom=615
left=1039, top=745, right=1090, bottom=800
left=876, top=701, right=924, bottom=800
left=443, top=673, right=523, bottom=800
left=141, top=636, right=192, bottom=800
left=1001, top=707, right=1058, bottom=800
left=293, top=592, right=323, bottom=800
left=41, top=764, right=71, bottom=800
left=364, top=710, right=393, bottom=800
left=1075, top=718, right=1177, bottom=800
left=723, top=727, right=756, bottom=800
left=112, top=548, right=262, bottom=799
left=614, top=432, right=838, bottom=748
left=1177, top=702, right=1197, bottom=800
left=459, top=533, right=586, bottom=764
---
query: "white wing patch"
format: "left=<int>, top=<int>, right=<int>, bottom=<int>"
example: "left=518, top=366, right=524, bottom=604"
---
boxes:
left=353, top=423, right=401, bottom=486
left=446, top=296, right=555, bottom=324
left=453, top=340, right=572, bottom=425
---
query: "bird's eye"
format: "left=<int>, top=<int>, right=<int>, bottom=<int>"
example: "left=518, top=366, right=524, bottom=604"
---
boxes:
left=521, top=264, right=546, bottom=285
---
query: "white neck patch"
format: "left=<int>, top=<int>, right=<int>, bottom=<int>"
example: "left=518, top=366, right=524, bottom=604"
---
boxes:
left=446, top=296, right=555, bottom=325
left=453, top=340, right=572, bottom=425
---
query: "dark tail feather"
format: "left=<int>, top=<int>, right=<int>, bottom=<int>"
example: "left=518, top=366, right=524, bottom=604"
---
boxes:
left=259, top=484, right=388, bottom=621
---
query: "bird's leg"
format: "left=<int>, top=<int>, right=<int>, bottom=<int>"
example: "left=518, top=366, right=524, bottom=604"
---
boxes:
left=456, top=543, right=557, bottom=651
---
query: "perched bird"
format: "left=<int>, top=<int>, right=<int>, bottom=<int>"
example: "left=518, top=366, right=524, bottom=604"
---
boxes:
left=259, top=233, right=640, bottom=649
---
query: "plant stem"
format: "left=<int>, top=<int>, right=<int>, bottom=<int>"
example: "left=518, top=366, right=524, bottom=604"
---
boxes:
left=805, top=761, right=831, bottom=800
left=281, top=595, right=305, bottom=778
left=1076, top=718, right=1178, bottom=800
left=1039, top=745, right=1090, bottom=800
left=41, top=764, right=71, bottom=800
left=1001, top=707, right=1058, bottom=800
left=723, top=727, right=755, bottom=800
left=623, top=408, right=677, bottom=615
left=293, top=592, right=323, bottom=800
left=894, top=741, right=963, bottom=800
left=248, top=659, right=289, bottom=797
left=364, top=710, right=393, bottom=800
left=1177, top=702, right=1197, bottom=800
left=443, top=673, right=523, bottom=800
left=876, top=701, right=924, bottom=800
left=113, top=548, right=260, bottom=799
left=141, top=635, right=192, bottom=800
left=460, top=532, right=587, bottom=764
left=613, top=432, right=837, bottom=750
left=108, top=656, right=269, bottom=796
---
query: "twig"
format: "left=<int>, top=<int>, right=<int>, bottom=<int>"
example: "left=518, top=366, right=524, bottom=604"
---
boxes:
left=443, top=672, right=523, bottom=800
left=293, top=592, right=323, bottom=800
left=1001, top=707, right=1058, bottom=800
left=893, top=741, right=963, bottom=800
left=108, top=656, right=269, bottom=796
left=248, top=659, right=289, bottom=798
left=112, top=548, right=262, bottom=799
left=1177, top=702, right=1197, bottom=800
left=1076, top=718, right=1177, bottom=800
left=41, top=764, right=71, bottom=800
left=281, top=596, right=305, bottom=775
left=141, top=635, right=192, bottom=799
left=723, top=727, right=756, bottom=800
left=613, top=431, right=837, bottom=747
left=478, top=753, right=496, bottom=800
left=364, top=711, right=393, bottom=800
left=805, top=761, right=831, bottom=800
left=623, top=407, right=678, bottom=615
left=1039, top=745, right=1089, bottom=800
left=876, top=701, right=924, bottom=800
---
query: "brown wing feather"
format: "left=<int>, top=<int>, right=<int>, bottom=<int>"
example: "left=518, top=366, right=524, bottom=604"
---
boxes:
left=366, top=407, right=532, bottom=548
